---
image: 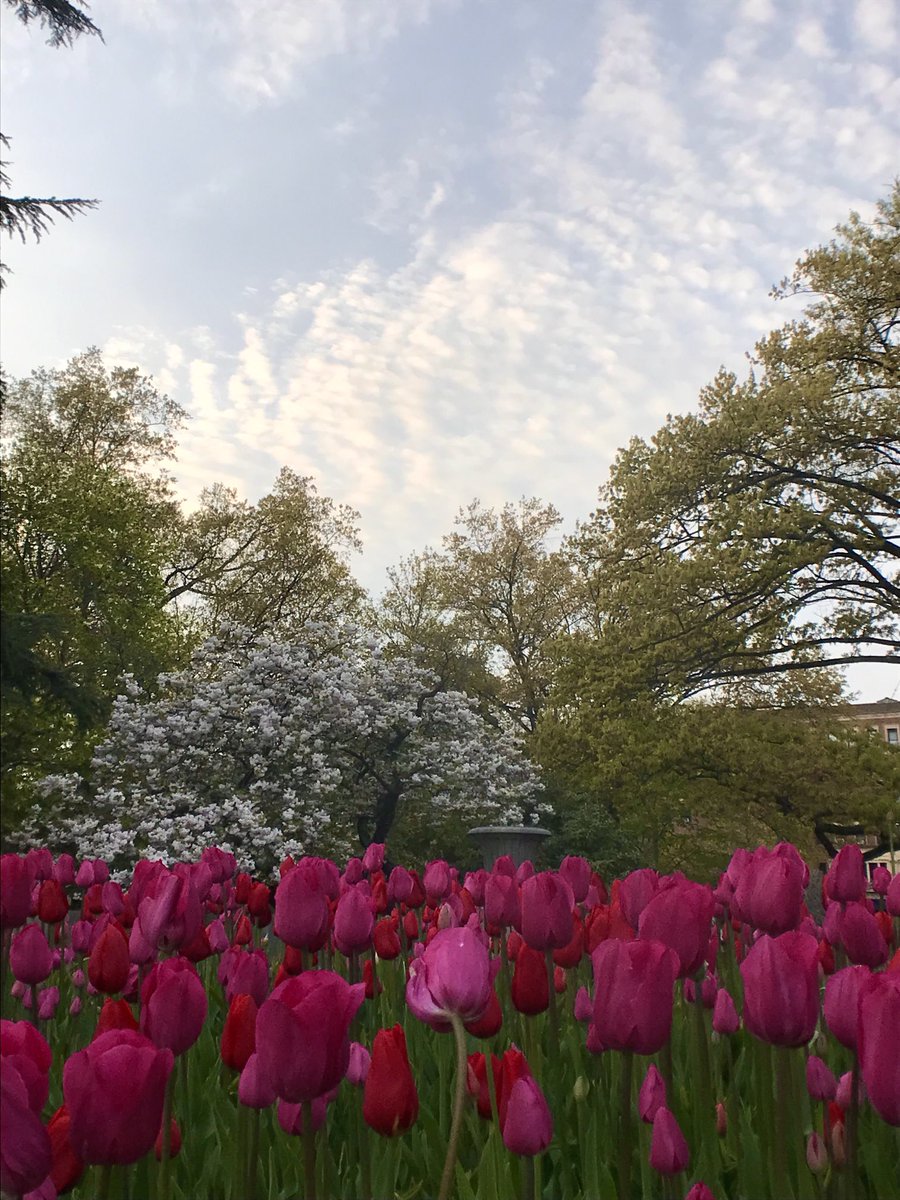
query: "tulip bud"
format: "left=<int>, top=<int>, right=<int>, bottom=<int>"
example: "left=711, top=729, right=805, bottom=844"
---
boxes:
left=573, top=1075, right=589, bottom=1102
left=830, top=1117, right=846, bottom=1167
left=805, top=1055, right=837, bottom=1102
left=10, top=924, right=53, bottom=986
left=715, top=1102, right=727, bottom=1136
left=501, top=1075, right=553, bottom=1156
left=685, top=1186, right=716, bottom=1200
left=806, top=1132, right=828, bottom=1174
left=154, top=1117, right=182, bottom=1160
left=346, top=1042, right=371, bottom=1087
left=638, top=1064, right=667, bottom=1123
left=649, top=1107, right=690, bottom=1176
left=836, top=1070, right=865, bottom=1112
left=88, top=924, right=130, bottom=995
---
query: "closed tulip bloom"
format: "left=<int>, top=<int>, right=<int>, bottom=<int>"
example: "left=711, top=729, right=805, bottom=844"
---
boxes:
left=872, top=866, right=891, bottom=896
left=467, top=1052, right=502, bottom=1119
left=740, top=932, right=820, bottom=1047
left=64, top=1029, right=173, bottom=1165
left=37, top=986, right=59, bottom=1021
left=10, top=925, right=53, bottom=986
left=256, top=970, right=365, bottom=1103
left=363, top=1025, right=419, bottom=1137
left=373, top=918, right=401, bottom=960
left=224, top=949, right=269, bottom=1007
left=552, top=912, right=584, bottom=969
left=806, top=1132, right=828, bottom=1174
left=857, top=971, right=900, bottom=1126
left=463, top=869, right=488, bottom=906
left=87, top=924, right=130, bottom=995
left=154, top=1117, right=182, bottom=1161
left=423, top=860, right=451, bottom=905
left=835, top=1070, right=865, bottom=1111
left=47, top=1104, right=85, bottom=1194
left=685, top=1186, right=717, bottom=1200
left=649, top=1106, right=690, bottom=1176
left=574, top=986, right=593, bottom=1023
left=1, top=1058, right=52, bottom=1198
left=1, top=855, right=35, bottom=930
left=638, top=880, right=715, bottom=978
left=502, top=1075, right=553, bottom=1156
left=732, top=851, right=805, bottom=935
left=559, top=856, right=592, bottom=903
left=346, top=1042, right=371, bottom=1087
left=362, top=843, right=385, bottom=874
left=221, top=993, right=258, bottom=1071
left=334, top=886, right=375, bottom=956
left=824, top=966, right=870, bottom=1052
left=839, top=903, right=888, bottom=968
left=93, top=998, right=139, bottom=1040
left=806, top=1055, right=838, bottom=1101
left=618, top=869, right=659, bottom=929
left=887, top=874, right=900, bottom=917
left=511, top=943, right=550, bottom=1016
left=465, top=986, right=503, bottom=1039
left=484, top=874, right=520, bottom=929
left=406, top=926, right=492, bottom=1025
left=712, top=988, right=740, bottom=1035
left=387, top=866, right=413, bottom=905
left=278, top=1096, right=328, bottom=1135
left=140, top=956, right=208, bottom=1056
left=826, top=845, right=867, bottom=903
left=36, top=879, right=68, bottom=926
left=238, top=1053, right=277, bottom=1109
left=0, top=1020, right=51, bottom=1114
left=638, top=1064, right=667, bottom=1123
left=592, top=938, right=679, bottom=1055
left=274, top=864, right=331, bottom=951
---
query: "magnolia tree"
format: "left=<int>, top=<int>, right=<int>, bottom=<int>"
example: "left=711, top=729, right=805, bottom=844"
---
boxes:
left=29, top=624, right=544, bottom=874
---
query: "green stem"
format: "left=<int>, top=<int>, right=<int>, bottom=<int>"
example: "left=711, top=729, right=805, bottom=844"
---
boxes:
left=776, top=1046, right=796, bottom=1200
left=520, top=1154, right=536, bottom=1200
left=357, top=1088, right=373, bottom=1200
left=245, top=1105, right=260, bottom=1200
left=95, top=1164, right=114, bottom=1200
left=846, top=1052, right=861, bottom=1200
left=438, top=1014, right=470, bottom=1200
left=158, top=1071, right=175, bottom=1200
left=302, top=1101, right=317, bottom=1200
left=617, top=1051, right=634, bottom=1200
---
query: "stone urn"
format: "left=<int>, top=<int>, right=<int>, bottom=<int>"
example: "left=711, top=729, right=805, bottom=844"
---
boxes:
left=467, top=824, right=551, bottom=869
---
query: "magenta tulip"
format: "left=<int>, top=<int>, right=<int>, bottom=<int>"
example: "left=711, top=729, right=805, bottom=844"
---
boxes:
left=274, top=863, right=332, bottom=951
left=387, top=866, right=414, bottom=905
left=740, top=932, right=819, bottom=1047
left=839, top=902, right=888, bottom=967
left=638, top=879, right=714, bottom=978
left=278, top=1096, right=329, bottom=1135
left=685, top=1185, right=717, bottom=1200
left=501, top=1075, right=553, bottom=1156
left=256, top=970, right=365, bottom=1103
left=591, top=938, right=678, bottom=1055
left=423, top=860, right=451, bottom=905
left=887, top=873, right=900, bottom=917
left=518, top=872, right=574, bottom=951
left=333, top=885, right=375, bottom=956
left=1, top=1020, right=51, bottom=1114
left=223, top=948, right=269, bottom=1007
left=857, top=971, right=900, bottom=1125
left=638, top=1063, right=667, bottom=1123
left=806, top=1055, right=837, bottom=1101
left=826, top=845, right=867, bottom=903
left=406, top=926, right=492, bottom=1025
left=872, top=865, right=891, bottom=896
left=362, top=843, right=385, bottom=874
left=732, top=849, right=805, bottom=935
left=1, top=855, right=35, bottom=929
left=140, top=957, right=208, bottom=1056
left=346, top=1041, right=371, bottom=1087
left=824, top=966, right=870, bottom=1052
left=649, top=1106, right=690, bottom=1175
left=484, top=874, right=520, bottom=929
left=618, top=869, right=659, bottom=929
left=63, top=1029, right=174, bottom=1164
left=559, top=856, right=592, bottom=903
left=712, top=988, right=740, bottom=1035
left=9, top=925, right=53, bottom=987
left=238, top=1053, right=277, bottom=1109
left=574, top=986, right=593, bottom=1023
left=1, top=1058, right=52, bottom=1198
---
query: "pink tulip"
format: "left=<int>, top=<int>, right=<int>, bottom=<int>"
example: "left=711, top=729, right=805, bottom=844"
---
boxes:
left=872, top=865, right=891, bottom=896
left=406, top=926, right=493, bottom=1026
left=140, top=957, right=208, bottom=1056
left=740, top=932, right=819, bottom=1047
left=824, top=966, right=870, bottom=1052
left=1, top=1020, right=51, bottom=1113
left=423, top=860, right=451, bottom=905
left=574, top=986, right=593, bottom=1023
left=387, top=866, right=413, bottom=905
left=638, top=879, right=714, bottom=978
left=732, top=849, right=805, bottom=935
left=839, top=902, right=888, bottom=967
left=887, top=873, right=900, bottom=917
left=592, top=938, right=678, bottom=1055
left=362, top=843, right=385, bottom=873
left=806, top=1055, right=837, bottom=1101
left=346, top=1042, right=371, bottom=1087
left=63, top=1029, right=174, bottom=1164
left=10, top=925, right=53, bottom=987
left=559, top=856, right=592, bottom=903
left=806, top=1132, right=828, bottom=1174
left=256, top=971, right=365, bottom=1103
left=649, top=1106, right=690, bottom=1175
left=501, top=1075, right=553, bottom=1156
left=74, top=861, right=95, bottom=888
left=638, top=1064, right=667, bottom=1123
left=826, top=845, right=867, bottom=903
left=484, top=874, right=520, bottom=929
left=222, top=948, right=269, bottom=1008
left=274, top=863, right=331, bottom=951
left=333, top=886, right=375, bottom=956
left=685, top=1185, right=717, bottom=1200
left=37, top=987, right=60, bottom=1022
left=712, top=988, right=740, bottom=1035
left=0, top=856, right=36, bottom=929
left=858, top=971, right=900, bottom=1125
left=463, top=869, right=488, bottom=906
left=836, top=1070, right=866, bottom=1111
left=277, top=1096, right=328, bottom=1135
left=518, top=872, right=574, bottom=951
left=238, top=1052, right=278, bottom=1109
left=618, top=869, right=659, bottom=929
left=1, top=1058, right=52, bottom=1198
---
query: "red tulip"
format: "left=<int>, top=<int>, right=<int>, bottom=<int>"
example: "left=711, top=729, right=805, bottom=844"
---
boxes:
left=511, top=943, right=550, bottom=1015
left=465, top=986, right=503, bottom=1038
left=552, top=911, right=584, bottom=969
left=221, top=993, right=258, bottom=1072
left=518, top=872, right=574, bottom=951
left=373, top=918, right=401, bottom=960
left=858, top=971, right=900, bottom=1125
left=649, top=1106, right=690, bottom=1176
left=363, top=1025, right=419, bottom=1137
left=37, top=879, right=69, bottom=926
left=1, top=855, right=35, bottom=929
left=591, top=938, right=678, bottom=1055
left=501, top=1074, right=553, bottom=1156
left=638, top=879, right=715, bottom=978
left=47, top=1104, right=85, bottom=1194
left=154, top=1116, right=182, bottom=1161
left=1, top=1058, right=52, bottom=1198
left=406, top=926, right=492, bottom=1025
left=256, top=970, right=365, bottom=1103
left=10, top=925, right=53, bottom=986
left=93, top=998, right=139, bottom=1040
left=402, top=910, right=419, bottom=942
left=63, top=1029, right=174, bottom=1165
left=467, top=1052, right=501, bottom=1119
left=87, top=924, right=130, bottom=995
left=363, top=958, right=382, bottom=1000
left=826, top=845, right=867, bottom=903
left=140, top=957, right=208, bottom=1056
left=740, top=932, right=820, bottom=1047
left=274, top=863, right=331, bottom=951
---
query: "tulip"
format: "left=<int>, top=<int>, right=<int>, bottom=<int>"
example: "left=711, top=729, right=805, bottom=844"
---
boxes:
left=464, top=986, right=503, bottom=1038
left=732, top=849, right=805, bottom=935
left=224, top=948, right=269, bottom=1007
left=826, top=845, right=867, bottom=903
left=806, top=1055, right=837, bottom=1101
left=362, top=843, right=385, bottom=873
left=10, top=925, right=53, bottom=986
left=739, top=931, right=819, bottom=1047
left=484, top=874, right=520, bottom=929
left=238, top=1053, right=278, bottom=1109
left=274, top=863, right=331, bottom=951
left=256, top=970, right=365, bottom=1103
left=574, top=985, right=593, bottom=1023
left=63, top=1029, right=174, bottom=1164
left=552, top=911, right=584, bottom=969
left=592, top=938, right=679, bottom=1055
left=47, top=1104, right=85, bottom=1194
left=93, top=998, right=139, bottom=1040
left=806, top=1131, right=828, bottom=1174
left=872, top=865, right=891, bottom=895
left=221, top=993, right=258, bottom=1072
left=36, top=879, right=68, bottom=926
left=835, top=1070, right=866, bottom=1111
left=857, top=970, right=900, bottom=1125
left=373, top=918, right=401, bottom=960
left=140, top=957, right=208, bottom=1056
left=1, top=1058, right=52, bottom=1198
left=639, top=879, right=715, bottom=977
left=501, top=1075, right=553, bottom=1156
left=823, top=965, right=870, bottom=1052
left=638, top=1064, right=667, bottom=1123
left=346, top=1041, right=371, bottom=1087
left=649, top=1106, right=690, bottom=1176
left=715, top=1102, right=728, bottom=1136
left=887, top=873, right=900, bottom=917
left=1, top=855, right=35, bottom=929
left=387, top=866, right=414, bottom=905
left=363, top=1024, right=419, bottom=1136
left=334, top=886, right=375, bottom=956
left=87, top=924, right=130, bottom=995
left=423, top=860, right=451, bottom=905
left=468, top=1051, right=502, bottom=1120
left=712, top=988, right=740, bottom=1035
left=685, top=1186, right=716, bottom=1200
left=511, top=943, right=550, bottom=1016
left=154, top=1117, right=182, bottom=1161
left=559, top=855, right=592, bottom=903
left=37, top=986, right=59, bottom=1021
left=839, top=902, right=888, bottom=967
left=278, top=1096, right=328, bottom=1134
left=0, top=1020, right=51, bottom=1114
left=406, top=926, right=492, bottom=1026
left=618, top=869, right=659, bottom=929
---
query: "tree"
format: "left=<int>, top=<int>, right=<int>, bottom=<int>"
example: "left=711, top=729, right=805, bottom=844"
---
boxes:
left=377, top=498, right=583, bottom=734
left=27, top=625, right=546, bottom=875
left=0, top=1, right=101, bottom=284
left=1, top=351, right=186, bottom=826
left=573, top=186, right=899, bottom=700
left=164, top=468, right=366, bottom=640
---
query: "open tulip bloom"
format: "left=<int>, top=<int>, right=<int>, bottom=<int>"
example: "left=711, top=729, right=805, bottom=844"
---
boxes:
left=1, top=842, right=898, bottom=1200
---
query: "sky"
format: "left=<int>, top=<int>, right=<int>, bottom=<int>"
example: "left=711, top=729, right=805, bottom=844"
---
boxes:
left=1, top=0, right=897, bottom=702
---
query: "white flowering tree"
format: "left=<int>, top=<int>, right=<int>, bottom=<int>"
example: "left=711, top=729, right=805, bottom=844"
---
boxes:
left=31, top=624, right=544, bottom=874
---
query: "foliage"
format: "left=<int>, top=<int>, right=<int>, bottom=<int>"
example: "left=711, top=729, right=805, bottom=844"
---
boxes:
left=27, top=624, right=546, bottom=874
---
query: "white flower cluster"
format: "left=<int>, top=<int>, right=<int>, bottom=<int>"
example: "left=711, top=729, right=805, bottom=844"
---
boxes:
left=32, top=623, right=544, bottom=875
